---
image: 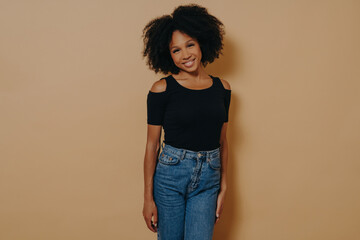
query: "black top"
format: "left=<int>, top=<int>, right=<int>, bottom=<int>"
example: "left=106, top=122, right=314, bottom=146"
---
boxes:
left=147, top=75, right=231, bottom=151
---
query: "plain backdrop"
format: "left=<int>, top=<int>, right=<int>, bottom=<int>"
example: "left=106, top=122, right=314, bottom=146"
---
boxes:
left=1, top=0, right=359, bottom=239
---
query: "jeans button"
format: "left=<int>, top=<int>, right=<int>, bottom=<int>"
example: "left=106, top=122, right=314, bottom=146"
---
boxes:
left=197, top=153, right=202, bottom=157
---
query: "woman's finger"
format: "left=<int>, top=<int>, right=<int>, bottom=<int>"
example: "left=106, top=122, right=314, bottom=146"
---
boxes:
left=215, top=215, right=220, bottom=224
left=153, top=210, right=158, bottom=230
left=216, top=202, right=222, bottom=218
left=145, top=216, right=156, bottom=232
left=215, top=199, right=224, bottom=224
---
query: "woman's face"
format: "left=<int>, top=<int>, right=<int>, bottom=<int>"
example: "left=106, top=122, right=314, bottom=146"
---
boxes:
left=169, top=30, right=202, bottom=74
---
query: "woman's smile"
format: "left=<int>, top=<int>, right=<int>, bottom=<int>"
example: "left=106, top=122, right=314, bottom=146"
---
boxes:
left=183, top=58, right=195, bottom=67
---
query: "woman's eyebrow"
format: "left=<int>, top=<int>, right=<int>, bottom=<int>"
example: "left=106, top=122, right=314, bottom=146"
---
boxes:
left=170, top=40, right=194, bottom=49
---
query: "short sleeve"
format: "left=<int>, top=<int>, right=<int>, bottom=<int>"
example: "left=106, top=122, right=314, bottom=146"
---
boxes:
left=147, top=91, right=168, bottom=125
left=224, top=89, right=231, bottom=122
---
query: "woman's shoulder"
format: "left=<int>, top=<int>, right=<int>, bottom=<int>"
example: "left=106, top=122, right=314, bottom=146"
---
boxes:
left=149, top=77, right=167, bottom=93
left=216, top=77, right=231, bottom=91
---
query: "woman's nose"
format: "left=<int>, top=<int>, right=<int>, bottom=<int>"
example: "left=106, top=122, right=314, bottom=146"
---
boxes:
left=182, top=49, right=191, bottom=59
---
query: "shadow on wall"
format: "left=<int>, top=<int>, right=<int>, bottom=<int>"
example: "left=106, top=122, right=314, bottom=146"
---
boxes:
left=206, top=37, right=244, bottom=240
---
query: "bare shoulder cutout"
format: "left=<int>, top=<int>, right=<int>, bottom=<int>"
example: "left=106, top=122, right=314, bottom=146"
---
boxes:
left=150, top=78, right=167, bottom=93
left=220, top=78, right=231, bottom=90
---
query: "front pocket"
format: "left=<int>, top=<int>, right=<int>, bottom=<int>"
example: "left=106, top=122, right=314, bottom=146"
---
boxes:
left=208, top=156, right=221, bottom=170
left=158, top=151, right=180, bottom=165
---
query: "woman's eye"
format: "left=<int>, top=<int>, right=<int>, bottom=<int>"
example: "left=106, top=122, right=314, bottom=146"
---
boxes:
left=172, top=44, right=193, bottom=53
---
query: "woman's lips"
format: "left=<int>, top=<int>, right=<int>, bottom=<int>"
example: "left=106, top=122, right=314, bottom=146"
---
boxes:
left=183, top=58, right=195, bottom=67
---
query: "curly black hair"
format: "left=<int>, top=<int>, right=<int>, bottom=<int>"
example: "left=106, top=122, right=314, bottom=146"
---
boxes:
left=142, top=4, right=225, bottom=75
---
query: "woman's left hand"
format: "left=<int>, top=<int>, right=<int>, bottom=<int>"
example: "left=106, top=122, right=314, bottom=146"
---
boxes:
left=215, top=189, right=226, bottom=224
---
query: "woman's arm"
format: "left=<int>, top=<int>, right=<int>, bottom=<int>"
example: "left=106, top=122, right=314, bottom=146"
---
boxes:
left=143, top=79, right=167, bottom=232
left=216, top=78, right=231, bottom=223
left=143, top=124, right=161, bottom=232
left=219, top=122, right=229, bottom=192
left=216, top=122, right=229, bottom=224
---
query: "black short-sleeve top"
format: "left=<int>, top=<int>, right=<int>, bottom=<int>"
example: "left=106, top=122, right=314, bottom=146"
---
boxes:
left=147, top=75, right=231, bottom=151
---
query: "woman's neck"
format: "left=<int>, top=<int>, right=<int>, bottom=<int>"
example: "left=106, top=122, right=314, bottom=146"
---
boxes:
left=175, top=66, right=209, bottom=80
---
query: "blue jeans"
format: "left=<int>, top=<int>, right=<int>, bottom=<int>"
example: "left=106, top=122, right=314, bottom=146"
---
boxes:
left=153, top=142, right=221, bottom=240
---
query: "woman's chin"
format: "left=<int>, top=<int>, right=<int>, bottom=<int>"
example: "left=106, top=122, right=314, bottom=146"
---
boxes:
left=179, top=64, right=201, bottom=74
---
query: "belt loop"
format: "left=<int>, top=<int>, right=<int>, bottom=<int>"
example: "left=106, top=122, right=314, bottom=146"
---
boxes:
left=160, top=141, right=164, bottom=152
left=180, top=149, right=186, bottom=160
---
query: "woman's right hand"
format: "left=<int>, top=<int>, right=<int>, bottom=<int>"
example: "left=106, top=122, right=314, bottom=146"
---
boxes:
left=142, top=199, right=158, bottom=232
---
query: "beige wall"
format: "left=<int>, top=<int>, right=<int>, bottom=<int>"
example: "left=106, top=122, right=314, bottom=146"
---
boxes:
left=1, top=0, right=359, bottom=239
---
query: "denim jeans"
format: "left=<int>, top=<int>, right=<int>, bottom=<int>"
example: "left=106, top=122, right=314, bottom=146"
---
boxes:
left=153, top=142, right=221, bottom=240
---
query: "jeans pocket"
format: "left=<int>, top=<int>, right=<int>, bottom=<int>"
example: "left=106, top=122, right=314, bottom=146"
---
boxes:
left=208, top=155, right=221, bottom=170
left=158, top=151, right=180, bottom=165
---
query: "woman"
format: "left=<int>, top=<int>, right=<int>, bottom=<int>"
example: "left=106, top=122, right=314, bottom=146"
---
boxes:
left=142, top=4, right=231, bottom=240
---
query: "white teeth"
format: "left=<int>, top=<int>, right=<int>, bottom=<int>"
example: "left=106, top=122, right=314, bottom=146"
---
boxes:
left=184, top=60, right=194, bottom=67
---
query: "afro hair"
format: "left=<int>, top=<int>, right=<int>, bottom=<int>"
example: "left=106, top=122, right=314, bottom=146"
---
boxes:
left=142, top=4, right=225, bottom=75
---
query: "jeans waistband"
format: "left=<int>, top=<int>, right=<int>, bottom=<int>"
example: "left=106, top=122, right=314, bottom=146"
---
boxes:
left=160, top=142, right=220, bottom=160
